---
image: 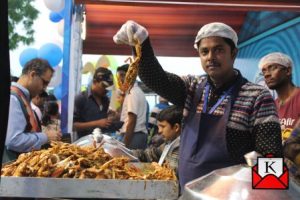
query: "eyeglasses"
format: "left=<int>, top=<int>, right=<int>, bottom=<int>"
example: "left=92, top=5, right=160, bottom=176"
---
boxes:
left=39, top=76, right=50, bottom=87
left=260, top=64, right=286, bottom=76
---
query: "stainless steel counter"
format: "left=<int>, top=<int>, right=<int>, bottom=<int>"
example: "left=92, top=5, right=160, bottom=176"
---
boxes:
left=182, top=164, right=300, bottom=200
left=0, top=176, right=178, bottom=199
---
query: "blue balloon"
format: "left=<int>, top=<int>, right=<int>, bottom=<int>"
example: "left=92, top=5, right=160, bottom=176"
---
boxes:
left=49, top=12, right=63, bottom=23
left=38, top=43, right=63, bottom=67
left=58, top=7, right=65, bottom=18
left=53, top=85, right=62, bottom=100
left=19, top=48, right=38, bottom=67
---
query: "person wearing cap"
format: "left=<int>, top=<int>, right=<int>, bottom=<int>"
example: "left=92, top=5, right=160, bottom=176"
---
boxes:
left=73, top=67, right=114, bottom=139
left=4, top=58, right=62, bottom=163
left=116, top=64, right=148, bottom=149
left=259, top=52, right=300, bottom=141
left=113, top=20, right=282, bottom=189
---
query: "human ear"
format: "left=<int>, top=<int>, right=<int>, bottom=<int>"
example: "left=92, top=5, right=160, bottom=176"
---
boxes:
left=174, top=123, right=180, bottom=133
left=286, top=66, right=292, bottom=76
left=29, top=70, right=37, bottom=79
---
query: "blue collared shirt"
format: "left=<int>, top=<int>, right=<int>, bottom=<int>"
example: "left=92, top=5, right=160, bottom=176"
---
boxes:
left=5, top=82, right=48, bottom=152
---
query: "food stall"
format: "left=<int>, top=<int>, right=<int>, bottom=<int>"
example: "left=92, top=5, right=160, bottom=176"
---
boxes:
left=2, top=0, right=300, bottom=199
left=0, top=140, right=179, bottom=199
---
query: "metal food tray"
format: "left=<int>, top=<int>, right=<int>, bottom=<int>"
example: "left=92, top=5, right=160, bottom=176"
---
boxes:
left=0, top=162, right=178, bottom=199
left=0, top=176, right=178, bottom=199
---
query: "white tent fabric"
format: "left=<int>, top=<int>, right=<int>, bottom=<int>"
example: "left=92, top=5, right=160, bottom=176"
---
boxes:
left=67, top=5, right=83, bottom=141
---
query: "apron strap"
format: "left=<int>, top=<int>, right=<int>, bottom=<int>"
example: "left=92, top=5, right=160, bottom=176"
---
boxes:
left=192, top=78, right=207, bottom=111
left=11, top=86, right=40, bottom=132
left=199, top=75, right=247, bottom=114
left=203, top=84, right=235, bottom=114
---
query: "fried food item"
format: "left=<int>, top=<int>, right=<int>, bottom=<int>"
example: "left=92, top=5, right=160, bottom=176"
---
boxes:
left=1, top=142, right=176, bottom=181
left=119, top=42, right=141, bottom=93
left=125, top=162, right=176, bottom=180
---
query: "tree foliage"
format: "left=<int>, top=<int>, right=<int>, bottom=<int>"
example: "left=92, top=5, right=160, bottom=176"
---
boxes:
left=8, top=0, right=39, bottom=50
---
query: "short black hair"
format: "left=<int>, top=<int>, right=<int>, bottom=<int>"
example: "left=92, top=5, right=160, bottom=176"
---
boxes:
left=22, top=58, right=54, bottom=76
left=223, top=37, right=236, bottom=52
left=39, top=90, right=48, bottom=98
left=117, top=64, right=129, bottom=73
left=42, top=101, right=59, bottom=126
left=10, top=75, right=19, bottom=82
left=47, top=94, right=57, bottom=101
left=93, top=67, right=112, bottom=80
left=157, top=105, right=183, bottom=127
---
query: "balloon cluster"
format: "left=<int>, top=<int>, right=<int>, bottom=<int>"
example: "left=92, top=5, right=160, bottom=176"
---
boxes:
left=19, top=43, right=63, bottom=68
left=18, top=1, right=65, bottom=99
left=30, top=0, right=65, bottom=99
left=44, top=0, right=65, bottom=37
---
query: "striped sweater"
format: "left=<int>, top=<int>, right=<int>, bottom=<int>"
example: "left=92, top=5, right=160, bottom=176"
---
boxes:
left=138, top=38, right=282, bottom=162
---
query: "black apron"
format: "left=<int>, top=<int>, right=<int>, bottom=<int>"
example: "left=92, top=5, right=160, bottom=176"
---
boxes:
left=178, top=78, right=242, bottom=189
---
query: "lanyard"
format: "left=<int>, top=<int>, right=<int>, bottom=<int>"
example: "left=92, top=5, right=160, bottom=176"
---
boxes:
left=202, top=83, right=234, bottom=114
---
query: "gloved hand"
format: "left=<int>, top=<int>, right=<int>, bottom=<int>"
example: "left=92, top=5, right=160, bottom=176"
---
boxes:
left=113, top=20, right=148, bottom=46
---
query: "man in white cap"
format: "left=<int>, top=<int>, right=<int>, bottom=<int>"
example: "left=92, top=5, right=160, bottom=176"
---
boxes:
left=259, top=52, right=300, bottom=141
left=113, top=20, right=282, bottom=190
left=260, top=53, right=300, bottom=190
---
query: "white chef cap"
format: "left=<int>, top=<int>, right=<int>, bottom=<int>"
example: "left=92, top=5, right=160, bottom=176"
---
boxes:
left=258, top=52, right=293, bottom=70
left=194, top=22, right=238, bottom=49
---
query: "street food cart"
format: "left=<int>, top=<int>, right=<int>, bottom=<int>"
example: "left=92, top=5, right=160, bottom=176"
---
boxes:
left=0, top=139, right=179, bottom=199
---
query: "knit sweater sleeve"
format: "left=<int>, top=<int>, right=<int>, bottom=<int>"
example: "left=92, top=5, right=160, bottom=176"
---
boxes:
left=131, top=144, right=164, bottom=162
left=138, top=38, right=187, bottom=107
left=251, top=88, right=283, bottom=157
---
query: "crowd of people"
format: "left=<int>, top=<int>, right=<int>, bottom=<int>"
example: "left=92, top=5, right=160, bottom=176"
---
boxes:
left=3, top=20, right=300, bottom=196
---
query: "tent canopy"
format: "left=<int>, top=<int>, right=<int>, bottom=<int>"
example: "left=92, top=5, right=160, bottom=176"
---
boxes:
left=75, top=0, right=300, bottom=57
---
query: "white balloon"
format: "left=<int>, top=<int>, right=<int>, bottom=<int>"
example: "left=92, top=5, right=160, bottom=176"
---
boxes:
left=44, top=0, right=65, bottom=12
left=57, top=20, right=64, bottom=37
left=49, top=66, right=62, bottom=87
